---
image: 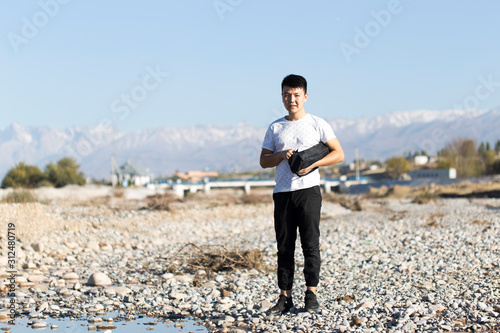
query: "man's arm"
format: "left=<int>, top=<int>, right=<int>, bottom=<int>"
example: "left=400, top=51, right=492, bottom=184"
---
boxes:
left=297, top=138, right=345, bottom=175
left=260, top=148, right=295, bottom=169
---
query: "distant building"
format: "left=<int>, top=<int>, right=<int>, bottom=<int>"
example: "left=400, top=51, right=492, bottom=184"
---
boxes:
left=362, top=167, right=389, bottom=181
left=174, top=170, right=219, bottom=183
left=412, top=155, right=429, bottom=166
left=111, top=161, right=153, bottom=186
left=408, top=168, right=456, bottom=180
left=339, top=163, right=355, bottom=175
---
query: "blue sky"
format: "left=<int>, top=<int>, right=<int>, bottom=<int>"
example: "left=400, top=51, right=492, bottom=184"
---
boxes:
left=1, top=0, right=499, bottom=132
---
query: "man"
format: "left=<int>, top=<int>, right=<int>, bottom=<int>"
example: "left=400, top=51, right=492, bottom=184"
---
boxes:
left=260, top=74, right=344, bottom=315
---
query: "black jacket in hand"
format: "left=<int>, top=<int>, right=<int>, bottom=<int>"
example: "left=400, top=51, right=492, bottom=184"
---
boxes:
left=288, top=142, right=330, bottom=177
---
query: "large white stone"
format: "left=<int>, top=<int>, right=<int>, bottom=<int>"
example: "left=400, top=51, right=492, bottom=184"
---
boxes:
left=87, top=273, right=112, bottom=286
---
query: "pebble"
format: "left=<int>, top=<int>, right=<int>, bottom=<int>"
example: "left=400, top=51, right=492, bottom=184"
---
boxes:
left=87, top=273, right=112, bottom=286
left=31, top=242, right=44, bottom=252
left=2, top=196, right=499, bottom=332
left=32, top=322, right=48, bottom=329
left=62, top=272, right=79, bottom=280
left=96, top=324, right=116, bottom=330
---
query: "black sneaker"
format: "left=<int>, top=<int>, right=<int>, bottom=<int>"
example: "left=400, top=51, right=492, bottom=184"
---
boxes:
left=304, top=290, right=319, bottom=313
left=265, top=295, right=293, bottom=316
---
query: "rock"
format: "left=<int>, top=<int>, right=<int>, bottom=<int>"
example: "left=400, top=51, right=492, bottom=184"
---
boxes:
left=174, top=275, right=193, bottom=282
left=477, top=302, right=493, bottom=312
left=358, top=301, right=374, bottom=308
left=112, top=286, right=132, bottom=297
left=104, top=288, right=116, bottom=297
left=23, top=261, right=37, bottom=269
left=88, top=317, right=103, bottom=324
left=28, top=275, right=46, bottom=283
left=352, top=317, right=362, bottom=325
left=402, top=321, right=417, bottom=332
left=87, top=273, right=112, bottom=286
left=96, top=324, right=117, bottom=330
left=169, top=292, right=187, bottom=300
left=32, top=322, right=48, bottom=329
left=38, top=302, right=50, bottom=312
left=64, top=241, right=78, bottom=249
left=15, top=276, right=27, bottom=283
left=0, top=310, right=10, bottom=320
left=260, top=300, right=272, bottom=311
left=32, top=243, right=44, bottom=252
left=34, top=283, right=49, bottom=292
left=62, top=272, right=79, bottom=280
left=87, top=241, right=100, bottom=252
left=429, top=304, right=446, bottom=312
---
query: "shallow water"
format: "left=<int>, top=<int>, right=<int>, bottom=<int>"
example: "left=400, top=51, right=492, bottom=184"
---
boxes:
left=0, top=314, right=208, bottom=332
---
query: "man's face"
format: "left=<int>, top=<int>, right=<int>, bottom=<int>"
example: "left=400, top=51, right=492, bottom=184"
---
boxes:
left=282, top=86, right=308, bottom=115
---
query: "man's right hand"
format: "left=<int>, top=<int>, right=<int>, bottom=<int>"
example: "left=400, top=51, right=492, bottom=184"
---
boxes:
left=260, top=148, right=294, bottom=168
left=280, top=149, right=295, bottom=160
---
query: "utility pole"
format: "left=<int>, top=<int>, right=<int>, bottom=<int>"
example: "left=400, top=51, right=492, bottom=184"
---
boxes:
left=355, top=147, right=360, bottom=181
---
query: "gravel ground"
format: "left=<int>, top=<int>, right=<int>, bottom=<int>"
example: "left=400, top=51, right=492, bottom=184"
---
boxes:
left=0, top=187, right=499, bottom=332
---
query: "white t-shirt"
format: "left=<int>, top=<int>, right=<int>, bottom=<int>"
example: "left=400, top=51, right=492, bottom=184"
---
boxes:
left=262, top=113, right=336, bottom=193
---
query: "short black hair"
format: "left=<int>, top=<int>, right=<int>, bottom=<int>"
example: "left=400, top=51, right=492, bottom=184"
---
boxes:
left=281, top=74, right=307, bottom=94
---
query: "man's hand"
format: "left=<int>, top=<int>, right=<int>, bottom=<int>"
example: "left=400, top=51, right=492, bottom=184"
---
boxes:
left=280, top=149, right=295, bottom=160
left=296, top=138, right=345, bottom=175
left=297, top=164, right=316, bottom=176
left=260, top=148, right=294, bottom=168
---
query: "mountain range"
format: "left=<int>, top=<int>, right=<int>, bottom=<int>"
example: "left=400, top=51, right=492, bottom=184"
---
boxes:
left=1, top=108, right=499, bottom=180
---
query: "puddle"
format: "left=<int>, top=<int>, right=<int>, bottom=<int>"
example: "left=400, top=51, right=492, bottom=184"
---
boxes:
left=0, top=313, right=208, bottom=332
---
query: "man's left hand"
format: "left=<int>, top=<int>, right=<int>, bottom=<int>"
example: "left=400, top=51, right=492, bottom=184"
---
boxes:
left=297, top=165, right=314, bottom=176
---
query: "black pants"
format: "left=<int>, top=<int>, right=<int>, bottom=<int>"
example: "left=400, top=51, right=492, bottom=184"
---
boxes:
left=273, top=185, right=322, bottom=291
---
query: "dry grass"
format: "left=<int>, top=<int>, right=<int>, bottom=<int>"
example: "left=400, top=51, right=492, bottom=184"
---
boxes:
left=365, top=185, right=414, bottom=199
left=183, top=191, right=239, bottom=207
left=471, top=220, right=492, bottom=226
left=112, top=188, right=125, bottom=198
left=365, top=186, right=389, bottom=198
left=141, top=192, right=180, bottom=211
left=389, top=211, right=407, bottom=222
left=412, top=188, right=438, bottom=204
left=164, top=243, right=270, bottom=275
left=437, top=181, right=500, bottom=198
left=1, top=189, right=39, bottom=204
left=336, top=295, right=356, bottom=302
left=238, top=193, right=272, bottom=205
left=323, top=193, right=363, bottom=211
left=0, top=203, right=85, bottom=244
left=424, top=212, right=444, bottom=227
left=365, top=181, right=500, bottom=202
left=178, top=189, right=273, bottom=208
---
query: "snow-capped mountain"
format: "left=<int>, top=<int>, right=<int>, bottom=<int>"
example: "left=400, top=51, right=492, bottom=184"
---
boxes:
left=1, top=108, right=499, bottom=180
